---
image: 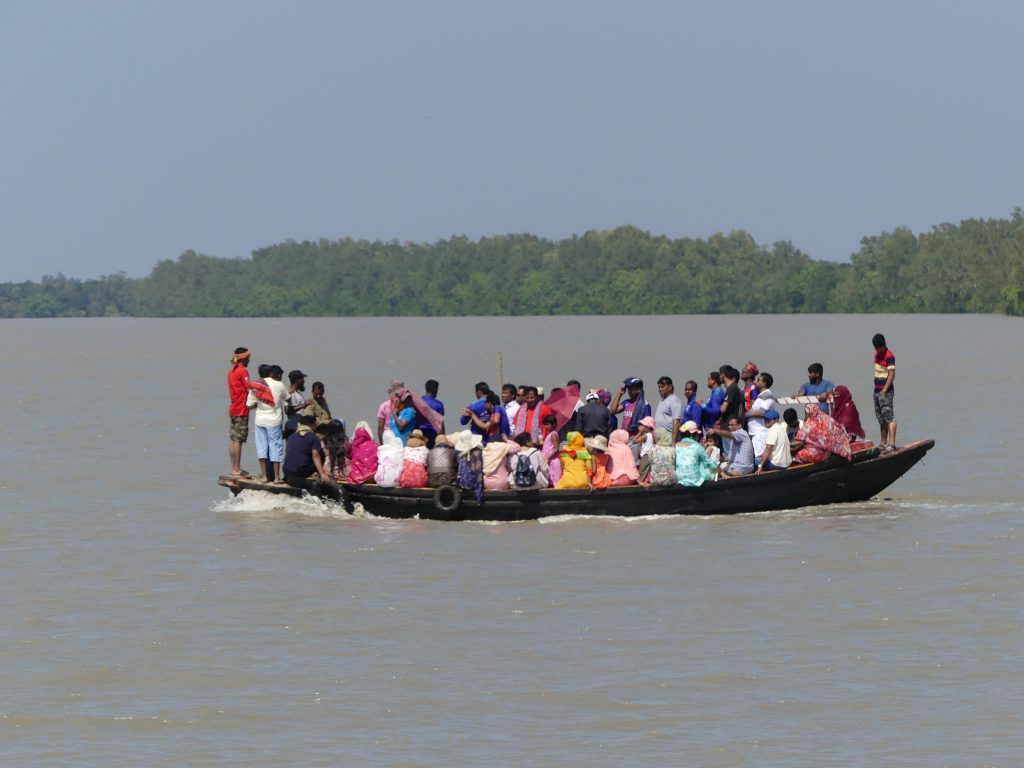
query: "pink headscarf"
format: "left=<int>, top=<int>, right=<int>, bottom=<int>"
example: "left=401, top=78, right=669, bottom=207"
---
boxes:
left=394, top=388, right=443, bottom=433
left=347, top=422, right=379, bottom=483
left=605, top=429, right=639, bottom=482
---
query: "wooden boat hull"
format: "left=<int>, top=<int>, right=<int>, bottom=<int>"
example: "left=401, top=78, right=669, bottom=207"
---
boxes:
left=218, top=439, right=934, bottom=522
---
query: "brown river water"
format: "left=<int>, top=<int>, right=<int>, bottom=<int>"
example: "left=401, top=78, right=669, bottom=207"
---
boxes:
left=1, top=314, right=1021, bottom=766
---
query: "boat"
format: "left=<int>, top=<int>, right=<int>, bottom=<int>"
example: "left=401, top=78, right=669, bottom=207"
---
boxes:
left=217, top=438, right=934, bottom=522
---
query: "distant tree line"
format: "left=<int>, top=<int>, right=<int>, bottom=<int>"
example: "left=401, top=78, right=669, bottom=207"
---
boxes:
left=3, top=210, right=1023, bottom=317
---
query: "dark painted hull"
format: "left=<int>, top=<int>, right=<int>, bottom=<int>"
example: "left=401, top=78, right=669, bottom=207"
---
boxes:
left=218, top=439, right=934, bottom=522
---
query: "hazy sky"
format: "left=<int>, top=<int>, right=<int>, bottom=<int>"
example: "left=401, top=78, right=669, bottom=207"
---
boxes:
left=2, top=1, right=1021, bottom=282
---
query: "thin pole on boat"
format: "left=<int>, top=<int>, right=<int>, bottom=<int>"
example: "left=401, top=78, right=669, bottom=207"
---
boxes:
left=498, top=350, right=504, bottom=388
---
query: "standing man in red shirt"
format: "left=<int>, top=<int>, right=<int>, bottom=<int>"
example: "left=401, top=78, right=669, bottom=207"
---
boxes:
left=740, top=362, right=760, bottom=414
left=511, top=386, right=553, bottom=446
left=872, top=333, right=897, bottom=453
left=228, top=346, right=252, bottom=476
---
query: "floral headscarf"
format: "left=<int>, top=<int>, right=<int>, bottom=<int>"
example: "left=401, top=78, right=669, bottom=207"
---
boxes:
left=797, top=404, right=852, bottom=461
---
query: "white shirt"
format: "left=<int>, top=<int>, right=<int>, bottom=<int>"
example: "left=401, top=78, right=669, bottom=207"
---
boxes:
left=747, top=389, right=775, bottom=456
left=763, top=422, right=792, bottom=468
left=247, top=378, right=289, bottom=428
left=505, top=401, right=521, bottom=426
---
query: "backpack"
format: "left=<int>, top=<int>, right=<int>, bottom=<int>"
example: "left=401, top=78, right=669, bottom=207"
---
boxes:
left=513, top=452, right=537, bottom=488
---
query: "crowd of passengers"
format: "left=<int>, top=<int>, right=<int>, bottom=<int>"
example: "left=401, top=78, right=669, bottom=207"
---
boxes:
left=228, top=346, right=882, bottom=496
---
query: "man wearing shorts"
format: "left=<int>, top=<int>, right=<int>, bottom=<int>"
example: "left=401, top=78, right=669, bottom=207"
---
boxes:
left=872, top=333, right=897, bottom=452
left=248, top=364, right=289, bottom=483
left=227, top=347, right=251, bottom=476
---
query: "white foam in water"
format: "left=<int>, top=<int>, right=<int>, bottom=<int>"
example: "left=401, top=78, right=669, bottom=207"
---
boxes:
left=210, top=489, right=373, bottom=520
left=538, top=512, right=687, bottom=524
left=211, top=492, right=1015, bottom=525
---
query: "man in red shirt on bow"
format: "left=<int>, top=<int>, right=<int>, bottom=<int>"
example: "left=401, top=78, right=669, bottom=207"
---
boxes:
left=227, top=346, right=252, bottom=476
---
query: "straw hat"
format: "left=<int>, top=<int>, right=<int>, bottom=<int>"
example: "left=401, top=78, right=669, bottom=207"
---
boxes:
left=406, top=429, right=426, bottom=448
left=585, top=435, right=608, bottom=452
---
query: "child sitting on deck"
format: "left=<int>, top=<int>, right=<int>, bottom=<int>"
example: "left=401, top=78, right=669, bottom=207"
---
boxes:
left=541, top=414, right=562, bottom=487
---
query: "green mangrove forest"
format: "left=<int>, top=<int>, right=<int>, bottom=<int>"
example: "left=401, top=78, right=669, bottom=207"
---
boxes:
left=3, top=210, right=1023, bottom=317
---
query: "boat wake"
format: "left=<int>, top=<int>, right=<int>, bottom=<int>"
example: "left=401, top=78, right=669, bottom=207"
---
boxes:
left=211, top=489, right=372, bottom=520
left=538, top=512, right=700, bottom=525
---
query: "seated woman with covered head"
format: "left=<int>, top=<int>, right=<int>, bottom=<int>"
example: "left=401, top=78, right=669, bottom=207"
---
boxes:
left=830, top=385, right=867, bottom=443
left=452, top=430, right=485, bottom=503
left=427, top=434, right=457, bottom=488
left=347, top=420, right=378, bottom=483
left=605, top=429, right=639, bottom=487
left=674, top=420, right=718, bottom=487
left=648, top=428, right=678, bottom=487
left=481, top=436, right=521, bottom=491
left=792, top=404, right=852, bottom=464
left=556, top=432, right=594, bottom=490
left=374, top=431, right=404, bottom=487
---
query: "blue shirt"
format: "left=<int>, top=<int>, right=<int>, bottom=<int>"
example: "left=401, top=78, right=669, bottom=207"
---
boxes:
left=417, top=397, right=446, bottom=438
left=702, top=387, right=726, bottom=430
left=283, top=432, right=323, bottom=478
left=390, top=406, right=416, bottom=444
left=483, top=408, right=511, bottom=444
left=460, top=398, right=509, bottom=442
left=683, top=396, right=702, bottom=429
left=460, top=397, right=489, bottom=436
left=798, top=379, right=834, bottom=414
left=619, top=398, right=652, bottom=433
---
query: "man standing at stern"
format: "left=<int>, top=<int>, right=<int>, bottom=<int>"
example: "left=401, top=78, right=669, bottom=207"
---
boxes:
left=872, top=333, right=898, bottom=452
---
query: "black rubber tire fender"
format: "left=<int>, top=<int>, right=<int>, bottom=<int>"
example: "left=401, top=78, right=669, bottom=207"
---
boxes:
left=433, top=484, right=462, bottom=514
